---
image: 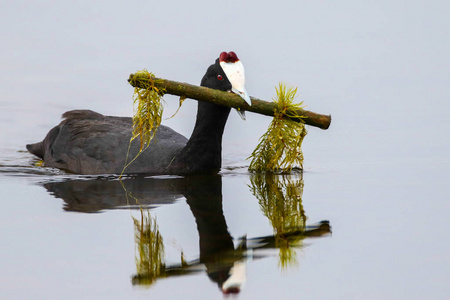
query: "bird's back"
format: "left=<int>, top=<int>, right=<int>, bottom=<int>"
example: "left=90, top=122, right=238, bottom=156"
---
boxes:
left=27, top=110, right=188, bottom=174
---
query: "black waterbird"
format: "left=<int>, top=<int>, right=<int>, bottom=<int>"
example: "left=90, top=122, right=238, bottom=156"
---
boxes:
left=26, top=52, right=250, bottom=175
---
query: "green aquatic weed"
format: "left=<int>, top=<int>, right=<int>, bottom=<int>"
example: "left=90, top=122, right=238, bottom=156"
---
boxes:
left=248, top=83, right=307, bottom=172
left=130, top=70, right=165, bottom=151
left=122, top=70, right=166, bottom=175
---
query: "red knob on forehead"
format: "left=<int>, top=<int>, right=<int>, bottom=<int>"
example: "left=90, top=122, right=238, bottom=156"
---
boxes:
left=219, top=52, right=228, bottom=62
left=227, top=51, right=238, bottom=61
left=219, top=51, right=240, bottom=63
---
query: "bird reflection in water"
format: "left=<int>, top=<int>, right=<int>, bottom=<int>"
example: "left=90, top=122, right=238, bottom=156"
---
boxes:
left=43, top=176, right=185, bottom=213
left=130, top=174, right=330, bottom=294
left=42, top=173, right=331, bottom=294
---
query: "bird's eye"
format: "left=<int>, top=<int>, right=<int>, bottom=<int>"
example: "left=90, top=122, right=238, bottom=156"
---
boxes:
left=217, top=75, right=223, bottom=80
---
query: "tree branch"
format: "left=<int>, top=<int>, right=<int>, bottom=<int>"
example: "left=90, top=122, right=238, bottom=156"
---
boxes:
left=128, top=73, right=331, bottom=130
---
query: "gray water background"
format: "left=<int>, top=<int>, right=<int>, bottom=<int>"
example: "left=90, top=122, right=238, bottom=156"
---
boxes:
left=1, top=1, right=449, bottom=299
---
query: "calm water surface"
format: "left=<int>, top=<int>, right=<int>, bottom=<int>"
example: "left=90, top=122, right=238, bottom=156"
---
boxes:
left=0, top=103, right=448, bottom=299
left=1, top=1, right=449, bottom=299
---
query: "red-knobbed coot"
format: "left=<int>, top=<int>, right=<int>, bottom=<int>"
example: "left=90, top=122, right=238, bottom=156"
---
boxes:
left=26, top=51, right=251, bottom=175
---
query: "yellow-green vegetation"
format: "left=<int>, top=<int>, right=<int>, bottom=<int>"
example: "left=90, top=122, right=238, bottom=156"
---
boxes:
left=130, top=70, right=165, bottom=151
left=248, top=83, right=307, bottom=172
left=121, top=70, right=166, bottom=175
left=249, top=173, right=307, bottom=268
left=132, top=210, right=165, bottom=286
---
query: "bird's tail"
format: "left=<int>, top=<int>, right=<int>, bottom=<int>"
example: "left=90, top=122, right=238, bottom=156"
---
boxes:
left=26, top=142, right=45, bottom=159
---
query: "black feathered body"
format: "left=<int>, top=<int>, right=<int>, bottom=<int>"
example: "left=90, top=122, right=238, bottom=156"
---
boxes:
left=27, top=110, right=187, bottom=174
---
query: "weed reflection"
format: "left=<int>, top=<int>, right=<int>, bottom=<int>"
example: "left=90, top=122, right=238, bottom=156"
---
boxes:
left=249, top=173, right=307, bottom=268
left=132, top=210, right=165, bottom=286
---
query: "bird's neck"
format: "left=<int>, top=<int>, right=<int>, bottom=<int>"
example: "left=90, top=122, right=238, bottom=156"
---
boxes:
left=184, top=175, right=234, bottom=261
left=174, top=102, right=231, bottom=173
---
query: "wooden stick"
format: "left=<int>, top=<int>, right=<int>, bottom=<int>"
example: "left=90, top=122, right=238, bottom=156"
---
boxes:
left=128, top=73, right=331, bottom=130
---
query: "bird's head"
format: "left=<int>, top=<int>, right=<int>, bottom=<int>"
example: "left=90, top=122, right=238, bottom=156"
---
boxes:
left=200, top=57, right=233, bottom=92
left=219, top=51, right=251, bottom=106
left=201, top=51, right=251, bottom=120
